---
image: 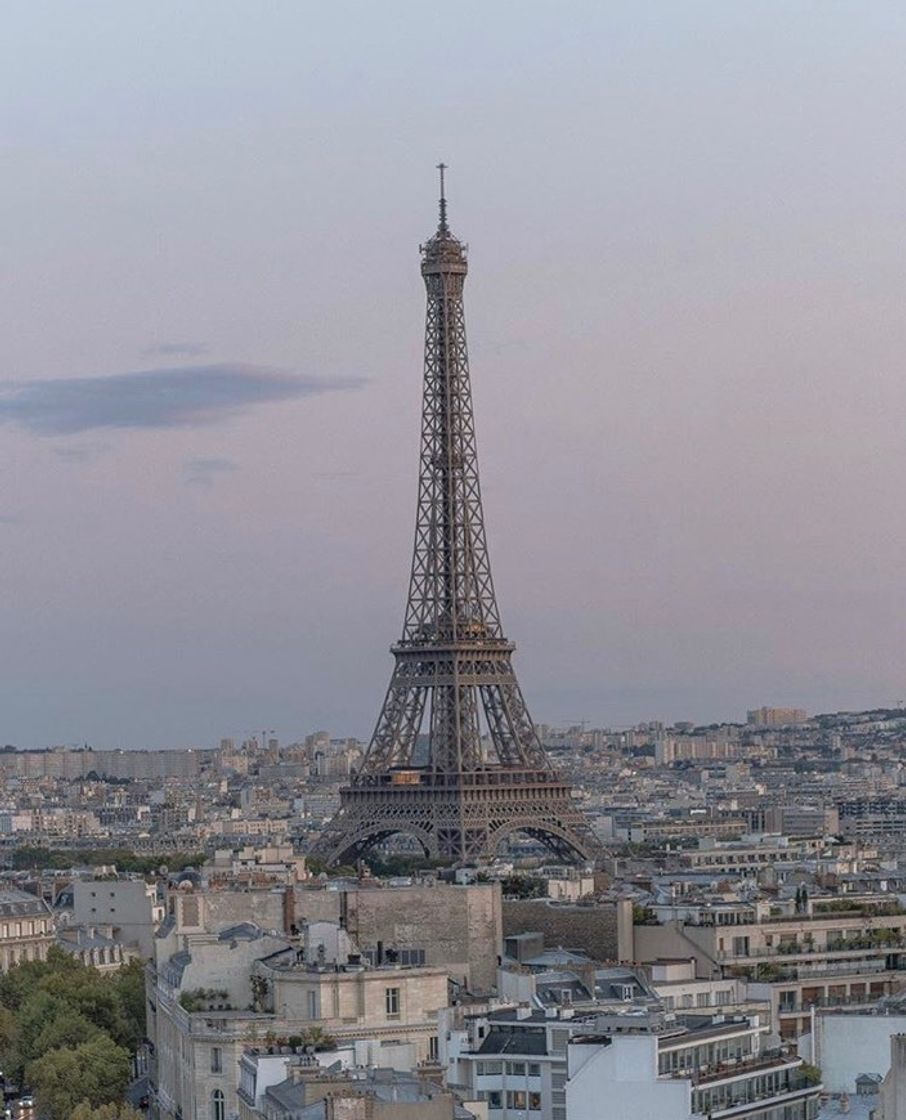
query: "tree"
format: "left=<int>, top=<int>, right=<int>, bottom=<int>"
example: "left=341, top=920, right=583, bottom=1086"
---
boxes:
left=70, top=1104, right=144, bottom=1120
left=32, top=1008, right=103, bottom=1061
left=28, top=1035, right=131, bottom=1120
left=0, top=949, right=146, bottom=1102
left=108, top=959, right=147, bottom=1051
left=0, top=947, right=80, bottom=1011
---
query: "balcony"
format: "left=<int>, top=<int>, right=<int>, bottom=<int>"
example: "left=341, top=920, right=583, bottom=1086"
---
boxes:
left=687, top=1059, right=821, bottom=1117
left=689, top=1055, right=800, bottom=1087
left=778, top=993, right=878, bottom=1015
left=719, top=937, right=906, bottom=962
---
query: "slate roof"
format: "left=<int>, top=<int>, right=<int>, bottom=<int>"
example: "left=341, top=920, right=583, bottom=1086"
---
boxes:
left=0, top=888, right=51, bottom=917
left=477, top=1029, right=549, bottom=1056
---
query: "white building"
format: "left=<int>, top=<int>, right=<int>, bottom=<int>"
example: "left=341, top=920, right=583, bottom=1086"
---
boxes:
left=799, top=1001, right=906, bottom=1094
left=566, top=1012, right=822, bottom=1120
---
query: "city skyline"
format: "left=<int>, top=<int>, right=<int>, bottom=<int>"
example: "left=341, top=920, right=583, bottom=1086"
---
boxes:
left=4, top=3, right=906, bottom=747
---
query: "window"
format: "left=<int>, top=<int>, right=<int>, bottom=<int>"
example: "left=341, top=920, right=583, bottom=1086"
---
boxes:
left=529, top=1092, right=542, bottom=1110
left=477, top=1061, right=502, bottom=1076
left=428, top=1036, right=439, bottom=1061
left=486, top=1090, right=502, bottom=1109
left=211, top=1047, right=222, bottom=1073
left=385, top=987, right=400, bottom=1016
left=507, top=1091, right=527, bottom=1110
left=697, top=993, right=709, bottom=1008
left=211, top=1090, right=225, bottom=1120
left=506, top=1062, right=526, bottom=1077
left=307, top=990, right=318, bottom=1019
left=398, top=948, right=426, bottom=966
left=528, top=1063, right=541, bottom=1077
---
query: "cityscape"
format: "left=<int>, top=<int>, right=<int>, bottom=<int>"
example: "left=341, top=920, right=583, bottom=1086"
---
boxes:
left=4, top=5, right=906, bottom=1120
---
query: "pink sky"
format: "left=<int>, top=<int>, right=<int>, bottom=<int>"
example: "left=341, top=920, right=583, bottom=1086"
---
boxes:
left=2, top=2, right=906, bottom=746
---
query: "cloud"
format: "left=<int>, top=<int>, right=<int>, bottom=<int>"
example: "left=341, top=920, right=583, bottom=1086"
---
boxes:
left=0, top=514, right=22, bottom=525
left=0, top=364, right=362, bottom=436
left=182, top=457, right=239, bottom=487
left=141, top=341, right=209, bottom=358
left=52, top=441, right=112, bottom=464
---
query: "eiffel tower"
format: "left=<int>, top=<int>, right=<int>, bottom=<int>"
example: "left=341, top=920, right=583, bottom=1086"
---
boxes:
left=312, top=168, right=601, bottom=866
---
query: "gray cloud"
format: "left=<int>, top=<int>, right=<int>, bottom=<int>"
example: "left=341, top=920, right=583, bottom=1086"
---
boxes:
left=0, top=514, right=22, bottom=525
left=182, top=457, right=239, bottom=487
left=0, top=364, right=362, bottom=436
left=141, top=341, right=209, bottom=358
left=52, top=441, right=112, bottom=464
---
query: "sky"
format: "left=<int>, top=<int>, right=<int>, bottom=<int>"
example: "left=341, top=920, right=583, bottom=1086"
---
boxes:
left=3, top=2, right=906, bottom=748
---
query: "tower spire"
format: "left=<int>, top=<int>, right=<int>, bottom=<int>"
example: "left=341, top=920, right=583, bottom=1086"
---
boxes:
left=437, top=161, right=448, bottom=233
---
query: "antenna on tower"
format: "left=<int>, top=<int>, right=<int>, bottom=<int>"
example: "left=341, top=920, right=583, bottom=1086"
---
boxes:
left=437, top=162, right=448, bottom=233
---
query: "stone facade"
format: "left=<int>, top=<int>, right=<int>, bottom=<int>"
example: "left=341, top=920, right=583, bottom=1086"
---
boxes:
left=292, top=880, right=502, bottom=994
left=502, top=899, right=618, bottom=962
left=0, top=887, right=55, bottom=970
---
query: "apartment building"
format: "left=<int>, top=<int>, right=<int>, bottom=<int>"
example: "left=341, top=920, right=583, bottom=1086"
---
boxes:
left=237, top=1056, right=476, bottom=1120
left=447, top=1004, right=819, bottom=1120
left=621, top=893, right=906, bottom=1039
left=566, top=1013, right=821, bottom=1120
left=0, top=887, right=55, bottom=970
left=147, top=901, right=451, bottom=1120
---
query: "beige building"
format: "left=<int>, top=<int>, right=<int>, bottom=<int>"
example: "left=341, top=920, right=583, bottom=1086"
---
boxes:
left=619, top=894, right=906, bottom=1039
left=0, top=888, right=55, bottom=970
left=746, top=707, right=808, bottom=727
left=294, top=879, right=502, bottom=994
left=147, top=893, right=453, bottom=1120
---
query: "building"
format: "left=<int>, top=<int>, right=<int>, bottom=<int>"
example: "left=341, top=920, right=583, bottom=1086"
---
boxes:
left=252, top=922, right=449, bottom=1061
left=747, top=709, right=808, bottom=727
left=799, top=1001, right=906, bottom=1094
left=330, top=880, right=502, bottom=995
left=147, top=898, right=453, bottom=1120
left=446, top=1001, right=821, bottom=1120
left=566, top=1011, right=821, bottom=1120
left=237, top=1057, right=478, bottom=1120
left=0, top=887, right=55, bottom=970
left=619, top=893, right=906, bottom=1040
left=72, top=877, right=164, bottom=958
left=875, top=1033, right=906, bottom=1119
left=56, top=923, right=137, bottom=971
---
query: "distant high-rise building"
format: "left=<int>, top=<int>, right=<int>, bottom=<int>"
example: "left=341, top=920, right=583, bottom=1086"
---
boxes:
left=746, top=706, right=808, bottom=727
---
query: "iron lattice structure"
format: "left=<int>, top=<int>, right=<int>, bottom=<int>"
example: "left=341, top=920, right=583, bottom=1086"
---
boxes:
left=313, top=171, right=601, bottom=866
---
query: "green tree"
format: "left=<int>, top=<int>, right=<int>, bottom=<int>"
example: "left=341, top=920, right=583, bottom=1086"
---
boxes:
left=0, top=948, right=146, bottom=1084
left=0, top=947, right=79, bottom=1011
left=5, top=991, right=81, bottom=1076
left=32, top=1008, right=103, bottom=1060
left=70, top=1104, right=144, bottom=1120
left=108, top=959, right=147, bottom=1051
left=28, top=1035, right=131, bottom=1120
